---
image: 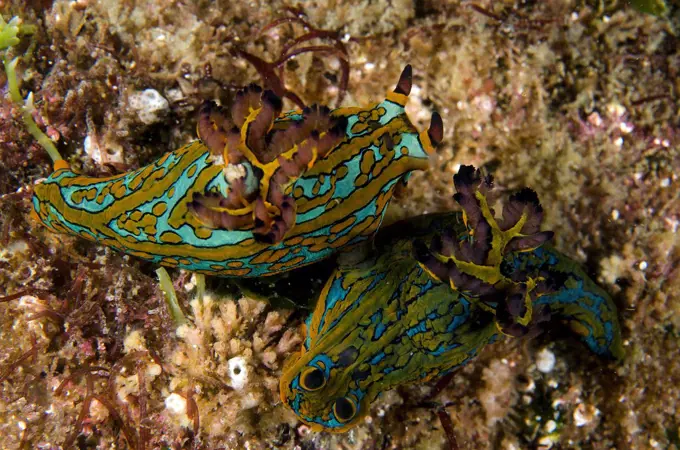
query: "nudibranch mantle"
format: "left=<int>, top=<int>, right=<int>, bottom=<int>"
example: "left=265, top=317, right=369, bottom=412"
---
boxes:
left=280, top=166, right=623, bottom=432
left=281, top=238, right=498, bottom=431
left=32, top=66, right=443, bottom=277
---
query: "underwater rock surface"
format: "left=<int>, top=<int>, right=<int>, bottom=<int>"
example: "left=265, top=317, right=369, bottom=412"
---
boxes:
left=0, top=1, right=678, bottom=449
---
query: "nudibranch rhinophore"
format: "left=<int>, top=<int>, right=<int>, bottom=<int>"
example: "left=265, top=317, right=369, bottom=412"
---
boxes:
left=280, top=165, right=623, bottom=432
left=31, top=66, right=443, bottom=277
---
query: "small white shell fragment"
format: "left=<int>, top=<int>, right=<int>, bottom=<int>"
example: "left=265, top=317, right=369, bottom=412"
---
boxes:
left=227, top=356, right=249, bottom=390
left=573, top=403, right=600, bottom=427
left=536, top=347, right=556, bottom=373
left=165, top=393, right=191, bottom=428
left=129, top=89, right=170, bottom=125
left=240, top=392, right=261, bottom=409
left=544, top=419, right=557, bottom=433
left=165, top=393, right=187, bottom=416
left=83, top=135, right=100, bottom=163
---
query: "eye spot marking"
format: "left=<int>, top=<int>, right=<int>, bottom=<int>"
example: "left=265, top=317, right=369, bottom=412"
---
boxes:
left=300, top=367, right=325, bottom=391
left=333, top=397, right=357, bottom=423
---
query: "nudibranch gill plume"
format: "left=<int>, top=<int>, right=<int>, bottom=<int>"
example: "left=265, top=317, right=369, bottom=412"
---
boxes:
left=31, top=66, right=443, bottom=277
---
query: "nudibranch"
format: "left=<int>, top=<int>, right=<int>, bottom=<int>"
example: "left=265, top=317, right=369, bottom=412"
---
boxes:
left=280, top=165, right=623, bottom=432
left=31, top=66, right=443, bottom=276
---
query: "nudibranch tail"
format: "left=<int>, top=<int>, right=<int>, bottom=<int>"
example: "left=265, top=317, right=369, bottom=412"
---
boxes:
left=503, top=247, right=625, bottom=360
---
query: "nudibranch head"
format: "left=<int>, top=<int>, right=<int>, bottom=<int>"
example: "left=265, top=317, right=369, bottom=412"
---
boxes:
left=279, top=348, right=373, bottom=432
left=31, top=66, right=443, bottom=277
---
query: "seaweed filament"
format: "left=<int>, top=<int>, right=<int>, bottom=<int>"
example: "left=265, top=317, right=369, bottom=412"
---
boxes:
left=1, top=15, right=65, bottom=170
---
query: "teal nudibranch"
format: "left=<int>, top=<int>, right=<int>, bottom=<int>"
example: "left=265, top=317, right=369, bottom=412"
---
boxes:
left=280, top=165, right=623, bottom=432
left=31, top=66, right=443, bottom=277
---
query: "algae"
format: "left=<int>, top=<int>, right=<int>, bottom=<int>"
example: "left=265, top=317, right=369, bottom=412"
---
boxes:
left=1, top=14, right=62, bottom=166
left=0, top=15, right=20, bottom=50
left=628, top=0, right=668, bottom=16
left=0, top=1, right=679, bottom=449
left=156, top=267, right=188, bottom=327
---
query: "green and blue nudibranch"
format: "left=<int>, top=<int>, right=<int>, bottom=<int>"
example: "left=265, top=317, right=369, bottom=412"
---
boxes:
left=31, top=66, right=442, bottom=277
left=280, top=165, right=623, bottom=432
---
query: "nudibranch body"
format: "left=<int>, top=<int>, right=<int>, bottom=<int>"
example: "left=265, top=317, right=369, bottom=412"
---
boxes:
left=280, top=166, right=623, bottom=432
left=32, top=66, right=443, bottom=277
